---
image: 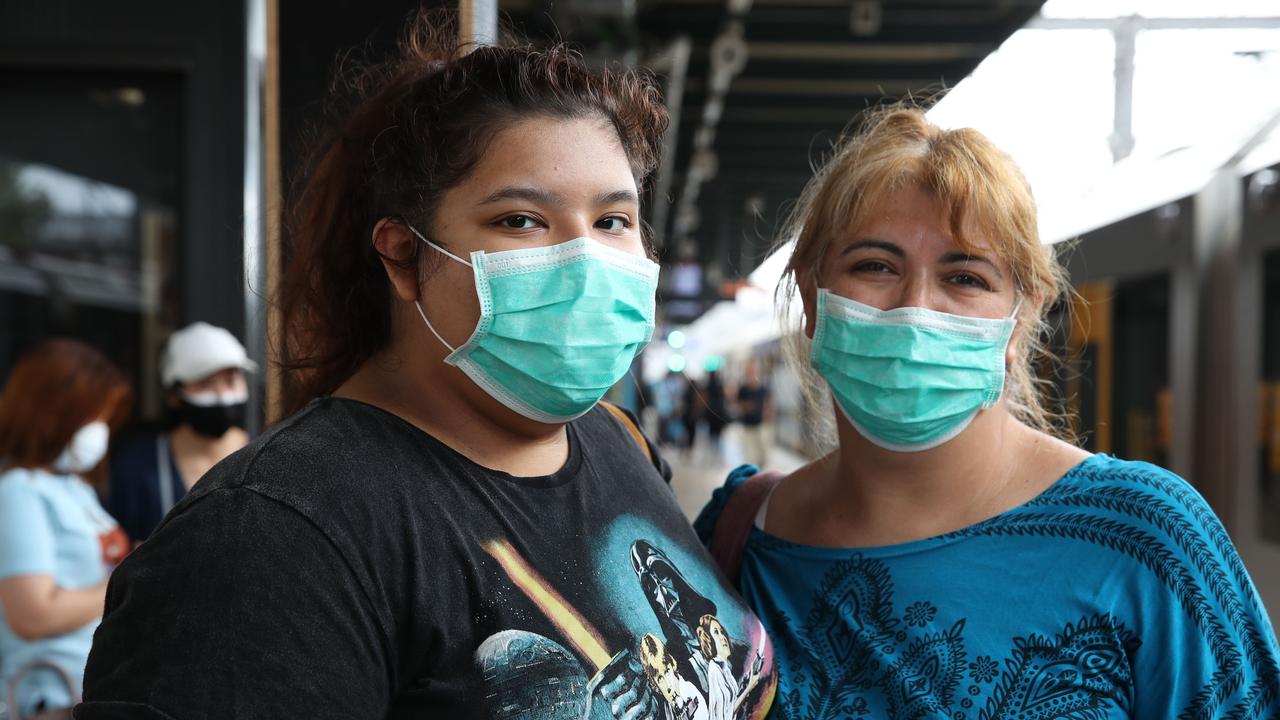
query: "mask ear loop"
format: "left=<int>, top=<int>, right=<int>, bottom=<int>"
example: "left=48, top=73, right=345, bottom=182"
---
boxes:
left=404, top=224, right=473, bottom=353
left=406, top=225, right=472, bottom=267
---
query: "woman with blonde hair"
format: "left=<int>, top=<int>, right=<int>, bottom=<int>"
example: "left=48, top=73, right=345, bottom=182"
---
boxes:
left=696, top=105, right=1280, bottom=718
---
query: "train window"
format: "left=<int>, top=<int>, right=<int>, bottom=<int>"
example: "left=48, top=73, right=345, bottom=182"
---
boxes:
left=1112, top=274, right=1171, bottom=467
left=1065, top=275, right=1170, bottom=465
left=1259, top=251, right=1280, bottom=544
left=0, top=70, right=182, bottom=419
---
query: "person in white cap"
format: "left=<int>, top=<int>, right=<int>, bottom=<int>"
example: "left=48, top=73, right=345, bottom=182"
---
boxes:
left=106, top=322, right=257, bottom=543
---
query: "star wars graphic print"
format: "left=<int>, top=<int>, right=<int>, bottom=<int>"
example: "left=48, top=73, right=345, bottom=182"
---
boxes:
left=475, top=517, right=775, bottom=719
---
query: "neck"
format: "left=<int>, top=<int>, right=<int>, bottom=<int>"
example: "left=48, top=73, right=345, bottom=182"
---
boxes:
left=170, top=423, right=239, bottom=454
left=335, top=337, right=569, bottom=477
left=817, top=402, right=1033, bottom=543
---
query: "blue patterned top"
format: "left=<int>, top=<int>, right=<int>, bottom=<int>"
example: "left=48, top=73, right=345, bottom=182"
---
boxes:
left=694, top=454, right=1280, bottom=720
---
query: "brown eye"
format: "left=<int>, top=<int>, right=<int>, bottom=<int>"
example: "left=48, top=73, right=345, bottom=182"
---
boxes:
left=499, top=214, right=540, bottom=230
left=596, top=216, right=631, bottom=232
left=854, top=260, right=894, bottom=274
left=948, top=272, right=991, bottom=290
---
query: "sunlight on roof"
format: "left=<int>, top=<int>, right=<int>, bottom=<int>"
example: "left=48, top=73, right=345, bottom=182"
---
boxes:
left=928, top=2, right=1280, bottom=243
left=1042, top=0, right=1279, bottom=19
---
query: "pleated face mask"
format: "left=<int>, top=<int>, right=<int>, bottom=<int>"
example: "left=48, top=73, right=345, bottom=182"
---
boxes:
left=410, top=227, right=660, bottom=423
left=810, top=289, right=1018, bottom=452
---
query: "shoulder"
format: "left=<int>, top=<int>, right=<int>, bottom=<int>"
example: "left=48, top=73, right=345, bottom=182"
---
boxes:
left=578, top=402, right=671, bottom=482
left=1028, top=455, right=1255, bottom=604
left=1052, top=454, right=1221, bottom=531
left=0, top=467, right=74, bottom=504
left=194, top=398, right=412, bottom=492
left=692, top=464, right=759, bottom=547
left=1056, top=457, right=1280, bottom=717
left=160, top=399, right=423, bottom=531
left=577, top=402, right=642, bottom=445
left=0, top=467, right=43, bottom=504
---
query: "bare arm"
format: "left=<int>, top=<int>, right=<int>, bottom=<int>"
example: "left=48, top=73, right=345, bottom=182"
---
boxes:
left=732, top=650, right=765, bottom=709
left=0, top=573, right=107, bottom=641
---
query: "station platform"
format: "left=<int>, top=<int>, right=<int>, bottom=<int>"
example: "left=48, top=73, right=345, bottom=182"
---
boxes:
left=664, top=424, right=811, bottom=521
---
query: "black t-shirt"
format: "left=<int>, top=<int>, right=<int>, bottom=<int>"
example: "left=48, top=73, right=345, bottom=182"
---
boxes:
left=77, top=398, right=776, bottom=719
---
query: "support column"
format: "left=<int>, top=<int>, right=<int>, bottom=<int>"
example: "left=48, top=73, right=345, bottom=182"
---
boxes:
left=459, top=0, right=497, bottom=47
left=243, top=0, right=269, bottom=433
left=1190, top=172, right=1244, bottom=522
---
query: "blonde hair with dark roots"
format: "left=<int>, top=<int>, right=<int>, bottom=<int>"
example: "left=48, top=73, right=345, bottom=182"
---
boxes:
left=777, top=102, right=1074, bottom=448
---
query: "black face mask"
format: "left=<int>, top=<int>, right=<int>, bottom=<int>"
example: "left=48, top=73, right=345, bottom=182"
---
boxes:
left=176, top=400, right=246, bottom=439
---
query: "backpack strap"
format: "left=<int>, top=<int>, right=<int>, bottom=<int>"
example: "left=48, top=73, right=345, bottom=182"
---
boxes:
left=600, top=401, right=653, bottom=464
left=710, top=470, right=785, bottom=586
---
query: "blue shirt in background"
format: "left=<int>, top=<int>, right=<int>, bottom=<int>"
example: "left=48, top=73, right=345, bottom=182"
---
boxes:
left=0, top=467, right=124, bottom=714
left=696, top=454, right=1280, bottom=719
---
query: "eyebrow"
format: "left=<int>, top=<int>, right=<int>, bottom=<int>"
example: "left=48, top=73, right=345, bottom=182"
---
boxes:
left=478, top=186, right=638, bottom=207
left=595, top=189, right=639, bottom=206
left=840, top=239, right=905, bottom=257
left=843, top=239, right=1005, bottom=279
left=479, top=186, right=564, bottom=206
left=939, top=251, right=1004, bottom=279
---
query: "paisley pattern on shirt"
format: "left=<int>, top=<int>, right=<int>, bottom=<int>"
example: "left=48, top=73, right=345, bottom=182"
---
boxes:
left=697, top=456, right=1280, bottom=720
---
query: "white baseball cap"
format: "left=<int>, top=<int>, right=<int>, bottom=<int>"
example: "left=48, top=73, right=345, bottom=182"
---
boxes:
left=161, top=322, right=259, bottom=387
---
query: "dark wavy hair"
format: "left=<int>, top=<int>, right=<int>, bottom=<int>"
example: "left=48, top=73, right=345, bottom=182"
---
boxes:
left=278, top=8, right=669, bottom=416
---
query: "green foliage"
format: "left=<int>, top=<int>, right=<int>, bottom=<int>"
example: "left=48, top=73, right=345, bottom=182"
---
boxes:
left=0, top=163, right=52, bottom=251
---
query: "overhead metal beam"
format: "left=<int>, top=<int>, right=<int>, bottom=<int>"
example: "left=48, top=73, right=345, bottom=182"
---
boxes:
left=648, top=36, right=693, bottom=249
left=728, top=77, right=939, bottom=95
left=708, top=107, right=868, bottom=124
left=1110, top=17, right=1136, bottom=162
left=459, top=0, right=498, bottom=46
left=747, top=40, right=993, bottom=63
left=1032, top=13, right=1280, bottom=164
left=672, top=0, right=752, bottom=244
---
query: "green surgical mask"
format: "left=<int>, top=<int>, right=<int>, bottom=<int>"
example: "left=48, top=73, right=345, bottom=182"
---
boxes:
left=810, top=289, right=1018, bottom=452
left=410, top=228, right=659, bottom=423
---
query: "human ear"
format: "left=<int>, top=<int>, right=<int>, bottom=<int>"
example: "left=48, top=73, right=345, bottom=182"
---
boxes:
left=799, top=270, right=818, bottom=339
left=1006, top=291, right=1044, bottom=367
left=372, top=218, right=421, bottom=303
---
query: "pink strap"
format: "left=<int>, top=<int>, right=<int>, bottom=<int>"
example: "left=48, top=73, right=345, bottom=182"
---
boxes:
left=710, top=470, right=785, bottom=586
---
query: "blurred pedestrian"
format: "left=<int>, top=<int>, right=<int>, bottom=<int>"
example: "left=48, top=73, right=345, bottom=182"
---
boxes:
left=734, top=359, right=771, bottom=467
left=704, top=369, right=729, bottom=463
left=681, top=374, right=702, bottom=453
left=0, top=340, right=131, bottom=719
left=106, top=322, right=255, bottom=543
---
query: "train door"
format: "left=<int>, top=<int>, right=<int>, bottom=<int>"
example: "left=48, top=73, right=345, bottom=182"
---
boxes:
left=1061, top=205, right=1182, bottom=473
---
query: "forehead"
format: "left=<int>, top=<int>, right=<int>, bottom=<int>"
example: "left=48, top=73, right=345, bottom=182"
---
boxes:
left=186, top=368, right=244, bottom=386
left=842, top=183, right=1001, bottom=258
left=460, top=116, right=637, bottom=199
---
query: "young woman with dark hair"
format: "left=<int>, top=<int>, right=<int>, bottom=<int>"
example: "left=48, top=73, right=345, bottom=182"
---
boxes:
left=78, top=11, right=776, bottom=719
left=0, top=340, right=131, bottom=718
